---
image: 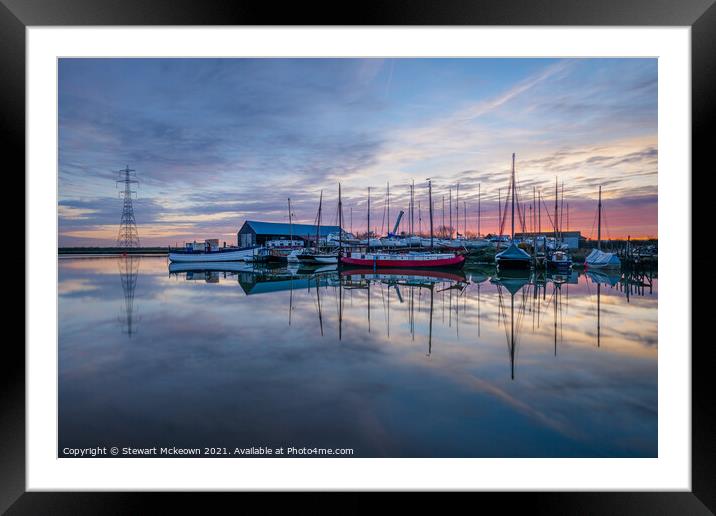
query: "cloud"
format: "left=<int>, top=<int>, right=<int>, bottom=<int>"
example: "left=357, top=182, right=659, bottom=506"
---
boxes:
left=58, top=58, right=658, bottom=245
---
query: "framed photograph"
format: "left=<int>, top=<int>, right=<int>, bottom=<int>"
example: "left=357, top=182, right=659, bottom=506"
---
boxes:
left=7, top=0, right=712, bottom=511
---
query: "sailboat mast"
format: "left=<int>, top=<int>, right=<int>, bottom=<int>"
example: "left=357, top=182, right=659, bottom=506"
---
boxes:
left=411, top=180, right=415, bottom=236
left=367, top=187, right=371, bottom=242
left=387, top=181, right=390, bottom=235
left=418, top=201, right=422, bottom=236
left=498, top=188, right=502, bottom=242
left=288, top=197, right=293, bottom=244
left=428, top=179, right=434, bottom=249
left=597, top=185, right=602, bottom=250
left=456, top=182, right=460, bottom=237
left=316, top=190, right=323, bottom=251
left=560, top=181, right=565, bottom=246
left=533, top=186, right=536, bottom=248
left=554, top=177, right=559, bottom=247
left=478, top=183, right=481, bottom=237
left=538, top=190, right=542, bottom=252
left=449, top=187, right=452, bottom=238
left=511, top=153, right=516, bottom=239
left=338, top=183, right=342, bottom=252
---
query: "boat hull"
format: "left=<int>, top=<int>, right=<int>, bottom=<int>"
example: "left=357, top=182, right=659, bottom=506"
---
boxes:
left=496, top=258, right=532, bottom=269
left=168, top=247, right=258, bottom=263
left=547, top=260, right=572, bottom=270
left=340, top=254, right=465, bottom=268
left=585, top=262, right=621, bottom=270
left=296, top=253, right=338, bottom=264
left=585, top=249, right=621, bottom=269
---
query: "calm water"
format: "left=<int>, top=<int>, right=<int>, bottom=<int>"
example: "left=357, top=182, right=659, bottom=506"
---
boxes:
left=59, top=256, right=657, bottom=457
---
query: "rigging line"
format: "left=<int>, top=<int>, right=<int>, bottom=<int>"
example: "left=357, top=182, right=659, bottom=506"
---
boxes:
left=603, top=207, right=613, bottom=244
left=587, top=206, right=598, bottom=241
left=499, top=187, right=511, bottom=236
left=542, top=288, right=557, bottom=311
left=540, top=197, right=557, bottom=232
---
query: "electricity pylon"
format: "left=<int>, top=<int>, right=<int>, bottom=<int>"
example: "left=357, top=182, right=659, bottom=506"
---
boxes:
left=116, top=165, right=140, bottom=248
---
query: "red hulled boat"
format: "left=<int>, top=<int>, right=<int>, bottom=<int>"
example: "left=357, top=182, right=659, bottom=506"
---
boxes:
left=340, top=251, right=465, bottom=269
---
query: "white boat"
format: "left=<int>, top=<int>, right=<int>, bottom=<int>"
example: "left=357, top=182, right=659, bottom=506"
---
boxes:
left=360, top=237, right=384, bottom=247
left=168, top=246, right=259, bottom=263
left=460, top=237, right=491, bottom=249
left=381, top=237, right=408, bottom=247
left=296, top=252, right=339, bottom=264
left=402, top=235, right=422, bottom=246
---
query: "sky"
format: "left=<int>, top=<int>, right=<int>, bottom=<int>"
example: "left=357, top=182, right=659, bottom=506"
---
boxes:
left=58, top=58, right=657, bottom=246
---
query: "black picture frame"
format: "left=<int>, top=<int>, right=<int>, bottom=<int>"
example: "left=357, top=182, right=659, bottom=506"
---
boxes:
left=4, top=0, right=711, bottom=512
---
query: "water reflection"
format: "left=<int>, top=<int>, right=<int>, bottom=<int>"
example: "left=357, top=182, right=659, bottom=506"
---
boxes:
left=117, top=255, right=140, bottom=337
left=59, top=257, right=657, bottom=457
left=166, top=263, right=656, bottom=379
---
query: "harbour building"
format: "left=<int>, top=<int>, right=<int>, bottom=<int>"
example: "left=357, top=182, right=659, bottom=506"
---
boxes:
left=238, top=220, right=342, bottom=248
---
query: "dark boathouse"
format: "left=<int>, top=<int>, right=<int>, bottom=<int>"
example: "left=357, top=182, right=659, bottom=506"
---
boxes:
left=238, top=220, right=342, bottom=247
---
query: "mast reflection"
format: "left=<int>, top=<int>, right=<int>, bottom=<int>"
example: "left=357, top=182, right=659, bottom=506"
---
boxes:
left=491, top=269, right=532, bottom=380
left=164, top=262, right=655, bottom=369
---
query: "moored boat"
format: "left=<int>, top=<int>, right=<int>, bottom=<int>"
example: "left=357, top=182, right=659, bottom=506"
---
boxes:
left=168, top=261, right=256, bottom=274
left=296, top=252, right=339, bottom=264
left=340, top=251, right=465, bottom=268
left=585, top=248, right=621, bottom=269
left=585, top=186, right=621, bottom=270
left=168, top=245, right=259, bottom=263
left=495, top=153, right=532, bottom=270
left=546, top=250, right=573, bottom=270
left=495, top=242, right=532, bottom=269
left=297, top=185, right=342, bottom=265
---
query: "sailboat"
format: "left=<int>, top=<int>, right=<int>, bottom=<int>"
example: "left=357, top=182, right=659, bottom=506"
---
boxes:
left=585, top=186, right=621, bottom=269
left=296, top=190, right=339, bottom=264
left=340, top=178, right=465, bottom=269
left=495, top=153, right=532, bottom=269
left=547, top=179, right=573, bottom=271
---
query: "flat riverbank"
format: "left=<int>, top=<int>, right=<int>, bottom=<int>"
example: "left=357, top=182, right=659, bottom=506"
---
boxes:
left=59, top=247, right=169, bottom=255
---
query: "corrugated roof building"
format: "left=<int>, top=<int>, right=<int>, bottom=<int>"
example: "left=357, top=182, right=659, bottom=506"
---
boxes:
left=238, top=220, right=342, bottom=247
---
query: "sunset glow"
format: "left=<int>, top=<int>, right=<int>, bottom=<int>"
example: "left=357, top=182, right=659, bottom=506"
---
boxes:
left=59, top=58, right=657, bottom=246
